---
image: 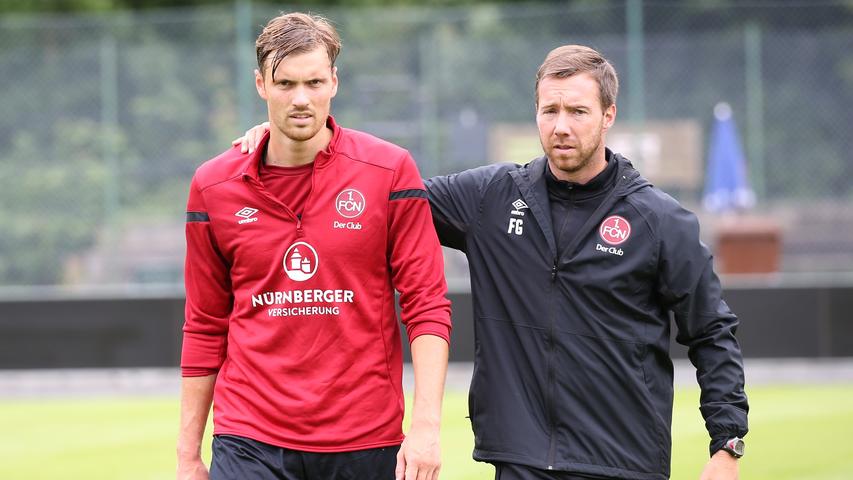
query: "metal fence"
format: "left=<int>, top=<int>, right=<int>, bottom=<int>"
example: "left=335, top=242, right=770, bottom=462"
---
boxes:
left=1, top=1, right=851, bottom=289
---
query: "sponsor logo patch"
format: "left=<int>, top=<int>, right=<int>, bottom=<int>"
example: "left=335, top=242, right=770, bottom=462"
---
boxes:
left=283, top=241, right=319, bottom=281
left=335, top=189, right=366, bottom=219
left=599, top=215, right=631, bottom=246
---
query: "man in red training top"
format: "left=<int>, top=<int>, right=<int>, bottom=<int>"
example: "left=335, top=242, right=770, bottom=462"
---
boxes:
left=176, top=12, right=451, bottom=480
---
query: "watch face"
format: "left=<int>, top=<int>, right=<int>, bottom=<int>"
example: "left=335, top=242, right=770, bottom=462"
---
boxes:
left=725, top=437, right=745, bottom=457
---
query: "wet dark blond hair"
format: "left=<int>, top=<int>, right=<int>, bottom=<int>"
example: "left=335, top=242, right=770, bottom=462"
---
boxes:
left=535, top=45, right=619, bottom=110
left=256, top=12, right=341, bottom=79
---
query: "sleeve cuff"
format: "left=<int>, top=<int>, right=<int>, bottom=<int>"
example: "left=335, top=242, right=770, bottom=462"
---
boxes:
left=407, top=321, right=451, bottom=345
left=181, top=366, right=220, bottom=377
left=709, top=432, right=746, bottom=457
left=709, top=436, right=728, bottom=457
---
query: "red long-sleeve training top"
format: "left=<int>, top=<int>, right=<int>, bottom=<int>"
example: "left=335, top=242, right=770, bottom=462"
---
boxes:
left=181, top=116, right=451, bottom=452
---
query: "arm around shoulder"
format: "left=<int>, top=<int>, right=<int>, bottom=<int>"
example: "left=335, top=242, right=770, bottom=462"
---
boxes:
left=424, top=164, right=508, bottom=250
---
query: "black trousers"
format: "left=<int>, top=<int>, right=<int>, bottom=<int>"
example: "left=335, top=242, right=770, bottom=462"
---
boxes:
left=494, top=462, right=613, bottom=480
left=210, top=434, right=399, bottom=480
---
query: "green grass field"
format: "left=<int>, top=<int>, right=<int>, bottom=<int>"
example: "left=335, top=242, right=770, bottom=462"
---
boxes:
left=1, top=384, right=851, bottom=479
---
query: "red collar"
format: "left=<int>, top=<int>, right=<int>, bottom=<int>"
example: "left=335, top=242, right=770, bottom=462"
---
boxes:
left=242, top=115, right=341, bottom=181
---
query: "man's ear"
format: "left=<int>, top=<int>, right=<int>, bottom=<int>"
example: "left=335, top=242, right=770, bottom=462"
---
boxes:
left=255, top=69, right=267, bottom=100
left=330, top=66, right=339, bottom=99
left=602, top=103, right=617, bottom=131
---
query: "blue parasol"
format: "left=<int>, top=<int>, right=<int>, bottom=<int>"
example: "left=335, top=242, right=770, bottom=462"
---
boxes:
left=702, top=102, right=756, bottom=213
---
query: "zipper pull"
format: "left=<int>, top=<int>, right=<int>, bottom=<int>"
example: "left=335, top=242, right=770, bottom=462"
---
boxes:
left=296, top=214, right=304, bottom=238
left=551, top=260, right=558, bottom=282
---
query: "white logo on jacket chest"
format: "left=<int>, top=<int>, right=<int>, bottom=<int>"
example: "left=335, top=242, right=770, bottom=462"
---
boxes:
left=506, top=199, right=528, bottom=235
left=283, top=242, right=319, bottom=281
left=333, top=221, right=362, bottom=230
left=596, top=243, right=624, bottom=256
left=335, top=189, right=366, bottom=218
left=507, top=218, right=524, bottom=235
left=235, top=207, right=259, bottom=224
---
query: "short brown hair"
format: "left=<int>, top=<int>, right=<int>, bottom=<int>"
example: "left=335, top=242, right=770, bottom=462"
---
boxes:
left=535, top=45, right=619, bottom=110
left=256, top=12, right=341, bottom=78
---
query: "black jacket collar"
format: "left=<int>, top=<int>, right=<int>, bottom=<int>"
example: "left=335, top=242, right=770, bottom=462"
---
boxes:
left=508, top=149, right=650, bottom=258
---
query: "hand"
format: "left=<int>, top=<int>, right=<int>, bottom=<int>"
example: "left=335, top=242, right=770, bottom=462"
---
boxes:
left=177, top=458, right=209, bottom=480
left=177, top=455, right=209, bottom=480
left=699, top=450, right=739, bottom=480
left=177, top=448, right=210, bottom=480
left=395, top=424, right=441, bottom=480
left=231, top=121, right=270, bottom=154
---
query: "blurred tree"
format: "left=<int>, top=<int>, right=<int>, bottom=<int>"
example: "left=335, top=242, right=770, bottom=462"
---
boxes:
left=0, top=0, right=545, bottom=13
left=0, top=120, right=118, bottom=284
left=0, top=0, right=851, bottom=286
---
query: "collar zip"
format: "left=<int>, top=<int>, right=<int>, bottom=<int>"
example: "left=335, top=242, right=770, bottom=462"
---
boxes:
left=295, top=215, right=304, bottom=237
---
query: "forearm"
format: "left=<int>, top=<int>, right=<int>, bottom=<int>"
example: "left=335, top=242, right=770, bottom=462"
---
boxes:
left=177, top=374, right=216, bottom=461
left=409, top=334, right=449, bottom=429
left=668, top=256, right=748, bottom=446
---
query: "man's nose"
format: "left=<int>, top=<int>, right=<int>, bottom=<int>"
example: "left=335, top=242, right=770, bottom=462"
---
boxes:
left=292, top=86, right=310, bottom=107
left=553, top=111, right=572, bottom=136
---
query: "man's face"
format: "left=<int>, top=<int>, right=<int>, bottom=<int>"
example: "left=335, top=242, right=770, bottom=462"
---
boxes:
left=535, top=73, right=616, bottom=182
left=255, top=47, right=338, bottom=143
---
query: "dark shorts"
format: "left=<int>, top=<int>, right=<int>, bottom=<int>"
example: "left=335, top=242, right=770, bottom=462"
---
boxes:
left=210, top=434, right=399, bottom=480
left=493, top=462, right=612, bottom=480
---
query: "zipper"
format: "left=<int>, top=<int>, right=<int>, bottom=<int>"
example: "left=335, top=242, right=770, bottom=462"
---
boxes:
left=243, top=157, right=322, bottom=239
left=547, top=257, right=558, bottom=468
left=555, top=172, right=628, bottom=261
left=245, top=174, right=297, bottom=219
left=297, top=158, right=322, bottom=237
left=542, top=172, right=632, bottom=469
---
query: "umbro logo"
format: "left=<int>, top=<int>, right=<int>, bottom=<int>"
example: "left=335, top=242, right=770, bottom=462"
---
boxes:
left=235, top=207, right=259, bottom=224
left=511, top=199, right=528, bottom=216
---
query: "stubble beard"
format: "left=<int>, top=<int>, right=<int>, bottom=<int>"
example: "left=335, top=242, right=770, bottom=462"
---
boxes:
left=550, top=133, right=601, bottom=177
left=278, top=116, right=323, bottom=143
left=283, top=126, right=318, bottom=142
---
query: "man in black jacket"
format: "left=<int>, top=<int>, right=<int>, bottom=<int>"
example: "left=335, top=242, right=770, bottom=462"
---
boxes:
left=425, top=45, right=748, bottom=480
left=236, top=44, right=748, bottom=480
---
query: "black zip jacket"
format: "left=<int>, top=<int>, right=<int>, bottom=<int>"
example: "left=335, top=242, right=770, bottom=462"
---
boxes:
left=425, top=152, right=748, bottom=479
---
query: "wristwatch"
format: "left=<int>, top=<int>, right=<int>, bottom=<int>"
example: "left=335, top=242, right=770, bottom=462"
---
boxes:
left=720, top=437, right=745, bottom=458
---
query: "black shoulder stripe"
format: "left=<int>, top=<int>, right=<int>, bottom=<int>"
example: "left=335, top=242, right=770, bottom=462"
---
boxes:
left=186, top=211, right=210, bottom=222
left=389, top=189, right=427, bottom=201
